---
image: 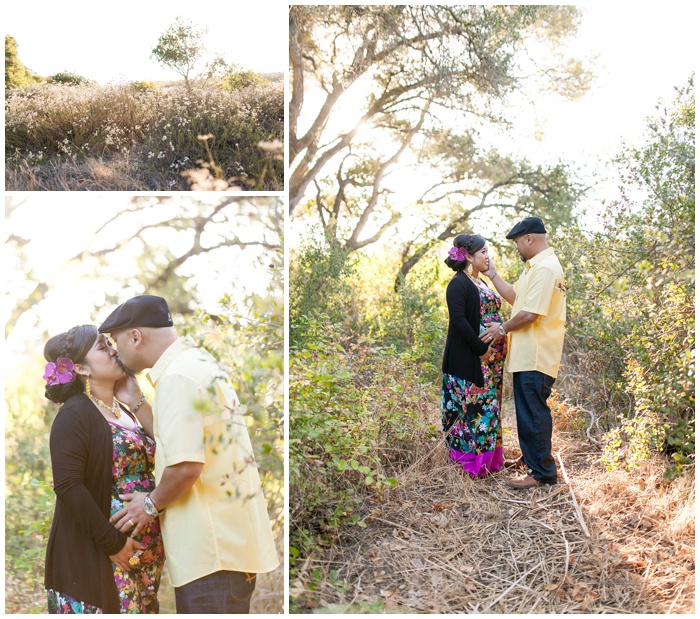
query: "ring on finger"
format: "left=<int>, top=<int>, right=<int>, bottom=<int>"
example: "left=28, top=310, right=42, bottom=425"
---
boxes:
left=128, top=518, right=135, bottom=527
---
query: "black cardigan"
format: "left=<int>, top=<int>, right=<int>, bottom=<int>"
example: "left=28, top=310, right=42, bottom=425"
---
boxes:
left=44, top=393, right=129, bottom=613
left=442, top=270, right=490, bottom=386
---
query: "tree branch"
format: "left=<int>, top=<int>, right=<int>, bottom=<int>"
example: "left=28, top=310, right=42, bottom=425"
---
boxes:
left=394, top=174, right=551, bottom=288
left=5, top=198, right=277, bottom=337
left=347, top=98, right=433, bottom=249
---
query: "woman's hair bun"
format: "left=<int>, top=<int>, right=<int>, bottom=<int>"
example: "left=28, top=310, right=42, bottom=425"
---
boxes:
left=43, top=325, right=97, bottom=404
left=444, top=233, right=486, bottom=272
left=45, top=381, right=84, bottom=404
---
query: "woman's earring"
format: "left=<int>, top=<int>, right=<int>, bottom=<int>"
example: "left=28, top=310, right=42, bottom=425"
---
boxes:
left=85, top=376, right=91, bottom=397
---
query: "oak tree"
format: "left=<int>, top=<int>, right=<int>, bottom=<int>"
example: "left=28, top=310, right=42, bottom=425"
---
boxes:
left=290, top=5, right=592, bottom=280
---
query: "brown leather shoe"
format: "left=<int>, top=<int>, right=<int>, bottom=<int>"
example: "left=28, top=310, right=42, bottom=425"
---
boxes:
left=504, top=456, right=525, bottom=469
left=508, top=474, right=541, bottom=489
left=508, top=473, right=557, bottom=489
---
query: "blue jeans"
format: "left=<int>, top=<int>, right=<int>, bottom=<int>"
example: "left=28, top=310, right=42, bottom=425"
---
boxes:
left=512, top=371, right=558, bottom=482
left=174, top=570, right=256, bottom=614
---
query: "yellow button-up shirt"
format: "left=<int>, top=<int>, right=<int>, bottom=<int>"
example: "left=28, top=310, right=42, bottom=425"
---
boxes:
left=147, top=336, right=279, bottom=587
left=506, top=247, right=567, bottom=378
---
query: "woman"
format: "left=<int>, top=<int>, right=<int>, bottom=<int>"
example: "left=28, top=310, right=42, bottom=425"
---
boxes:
left=43, top=325, right=164, bottom=613
left=441, top=233, right=506, bottom=476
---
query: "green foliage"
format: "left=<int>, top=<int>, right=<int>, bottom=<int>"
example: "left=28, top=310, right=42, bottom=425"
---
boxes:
left=290, top=231, right=448, bottom=370
left=289, top=233, right=449, bottom=595
left=5, top=35, right=42, bottom=89
left=48, top=71, right=94, bottom=86
left=290, top=315, right=433, bottom=571
left=129, top=80, right=159, bottom=93
left=5, top=361, right=57, bottom=612
left=290, top=233, right=357, bottom=342
left=371, top=256, right=446, bottom=380
left=223, top=67, right=270, bottom=91
left=558, top=77, right=695, bottom=479
left=180, top=290, right=284, bottom=522
left=151, top=17, right=207, bottom=85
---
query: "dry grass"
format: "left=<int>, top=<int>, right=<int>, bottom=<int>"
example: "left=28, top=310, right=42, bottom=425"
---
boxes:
left=5, top=563, right=282, bottom=614
left=5, top=81, right=284, bottom=191
left=4, top=155, right=150, bottom=191
left=4, top=577, right=45, bottom=614
left=251, top=567, right=284, bottom=614
left=291, top=401, right=695, bottom=613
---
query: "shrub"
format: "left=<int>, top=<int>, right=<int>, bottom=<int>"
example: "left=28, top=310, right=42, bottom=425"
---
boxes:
left=289, top=315, right=437, bottom=566
left=136, top=83, right=284, bottom=189
left=49, top=71, right=94, bottom=86
left=290, top=234, right=357, bottom=344
left=374, top=256, right=447, bottom=380
left=289, top=238, right=452, bottom=567
left=223, top=69, right=269, bottom=91
left=129, top=80, right=159, bottom=93
left=6, top=84, right=156, bottom=161
left=5, top=362, right=56, bottom=612
left=5, top=35, right=42, bottom=89
left=557, top=77, right=694, bottom=479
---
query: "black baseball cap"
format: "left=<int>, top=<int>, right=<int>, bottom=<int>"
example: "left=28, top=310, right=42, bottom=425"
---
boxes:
left=98, top=295, right=173, bottom=333
left=506, top=216, right=547, bottom=239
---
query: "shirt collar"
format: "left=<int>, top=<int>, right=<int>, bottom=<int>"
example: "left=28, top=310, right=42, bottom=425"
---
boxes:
left=525, top=246, right=555, bottom=269
left=146, top=335, right=194, bottom=387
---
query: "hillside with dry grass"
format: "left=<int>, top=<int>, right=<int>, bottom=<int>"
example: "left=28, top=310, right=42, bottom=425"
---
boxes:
left=5, top=80, right=283, bottom=191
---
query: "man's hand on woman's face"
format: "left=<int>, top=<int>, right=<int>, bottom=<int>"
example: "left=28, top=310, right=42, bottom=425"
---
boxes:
left=483, top=260, right=497, bottom=279
left=114, top=375, right=142, bottom=409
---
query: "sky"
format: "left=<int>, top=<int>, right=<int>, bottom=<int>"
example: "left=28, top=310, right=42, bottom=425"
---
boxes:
left=512, top=4, right=696, bottom=171
left=291, top=3, right=697, bottom=239
left=463, top=3, right=697, bottom=231
left=4, top=0, right=287, bottom=82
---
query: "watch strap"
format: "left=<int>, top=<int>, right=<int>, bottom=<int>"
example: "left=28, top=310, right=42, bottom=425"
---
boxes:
left=144, top=493, right=162, bottom=516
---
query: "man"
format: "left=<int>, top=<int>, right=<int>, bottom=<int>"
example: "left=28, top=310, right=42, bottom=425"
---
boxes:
left=480, top=217, right=567, bottom=489
left=99, top=295, right=279, bottom=613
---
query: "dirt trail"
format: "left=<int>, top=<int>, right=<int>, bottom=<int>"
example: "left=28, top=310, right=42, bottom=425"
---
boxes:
left=293, top=402, right=694, bottom=613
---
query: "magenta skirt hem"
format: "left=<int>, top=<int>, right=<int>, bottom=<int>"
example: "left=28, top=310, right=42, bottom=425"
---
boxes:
left=449, top=446, right=504, bottom=477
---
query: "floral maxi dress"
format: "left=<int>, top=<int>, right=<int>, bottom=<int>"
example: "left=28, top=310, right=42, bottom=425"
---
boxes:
left=47, top=422, right=165, bottom=614
left=441, top=284, right=506, bottom=476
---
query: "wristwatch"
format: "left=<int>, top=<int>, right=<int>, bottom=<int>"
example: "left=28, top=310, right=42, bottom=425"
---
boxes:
left=143, top=493, right=161, bottom=517
left=497, top=324, right=507, bottom=336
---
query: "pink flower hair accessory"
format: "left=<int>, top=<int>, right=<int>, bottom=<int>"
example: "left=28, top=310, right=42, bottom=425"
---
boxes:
left=448, top=246, right=468, bottom=262
left=43, top=357, right=77, bottom=385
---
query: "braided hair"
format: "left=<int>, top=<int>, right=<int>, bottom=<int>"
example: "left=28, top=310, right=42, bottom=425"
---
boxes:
left=43, top=325, right=97, bottom=404
left=444, top=233, right=486, bottom=272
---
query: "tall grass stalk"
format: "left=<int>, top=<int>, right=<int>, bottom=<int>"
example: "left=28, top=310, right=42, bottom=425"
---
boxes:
left=5, top=81, right=283, bottom=191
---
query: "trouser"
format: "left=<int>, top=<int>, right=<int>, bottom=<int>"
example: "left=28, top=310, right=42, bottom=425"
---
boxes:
left=512, top=371, right=558, bottom=482
left=174, top=570, right=257, bottom=614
